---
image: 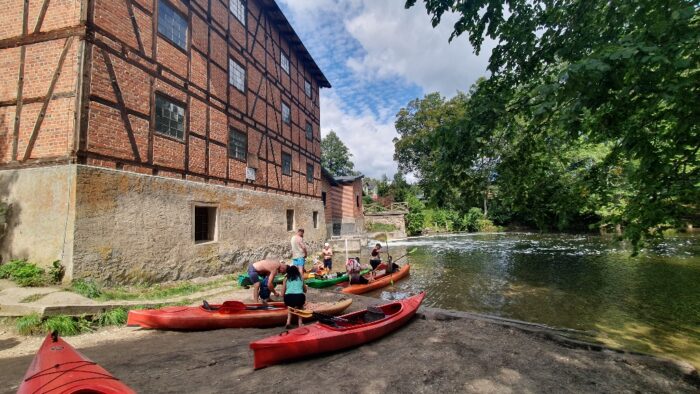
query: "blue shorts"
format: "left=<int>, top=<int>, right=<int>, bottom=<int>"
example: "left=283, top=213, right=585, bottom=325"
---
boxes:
left=247, top=264, right=260, bottom=284
left=323, top=259, right=332, bottom=269
left=292, top=257, right=305, bottom=268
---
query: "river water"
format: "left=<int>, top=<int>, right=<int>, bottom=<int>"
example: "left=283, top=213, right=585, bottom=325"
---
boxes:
left=356, top=233, right=700, bottom=369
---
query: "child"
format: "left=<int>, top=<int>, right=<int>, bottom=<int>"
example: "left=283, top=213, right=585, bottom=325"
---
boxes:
left=282, top=265, right=307, bottom=329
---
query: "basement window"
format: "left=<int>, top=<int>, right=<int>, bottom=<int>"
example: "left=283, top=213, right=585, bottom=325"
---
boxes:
left=286, top=209, right=294, bottom=232
left=194, top=206, right=217, bottom=243
left=313, top=211, right=319, bottom=229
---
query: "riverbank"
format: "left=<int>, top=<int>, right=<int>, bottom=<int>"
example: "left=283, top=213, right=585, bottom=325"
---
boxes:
left=0, top=290, right=697, bottom=393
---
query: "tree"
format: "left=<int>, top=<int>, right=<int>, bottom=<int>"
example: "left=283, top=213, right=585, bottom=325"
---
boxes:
left=321, top=131, right=356, bottom=177
left=404, top=0, right=699, bottom=248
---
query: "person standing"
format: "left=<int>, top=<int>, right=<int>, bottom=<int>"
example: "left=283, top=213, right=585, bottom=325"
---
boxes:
left=369, top=243, right=382, bottom=270
left=282, top=265, right=307, bottom=329
left=322, top=242, right=334, bottom=272
left=247, top=259, right=287, bottom=303
left=290, top=228, right=307, bottom=273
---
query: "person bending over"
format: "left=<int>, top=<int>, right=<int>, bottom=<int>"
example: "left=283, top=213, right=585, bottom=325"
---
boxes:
left=247, top=259, right=287, bottom=303
left=282, top=265, right=307, bottom=329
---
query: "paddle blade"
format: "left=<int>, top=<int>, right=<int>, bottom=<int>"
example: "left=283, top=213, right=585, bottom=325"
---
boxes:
left=288, top=307, right=313, bottom=318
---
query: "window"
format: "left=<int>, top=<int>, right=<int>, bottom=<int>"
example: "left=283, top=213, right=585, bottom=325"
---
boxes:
left=155, top=94, right=185, bottom=140
left=282, top=152, right=292, bottom=176
left=306, top=163, right=313, bottom=183
left=321, top=191, right=326, bottom=207
left=305, top=122, right=313, bottom=140
left=313, top=211, right=319, bottom=229
left=304, top=80, right=312, bottom=98
left=282, top=102, right=291, bottom=124
left=286, top=209, right=294, bottom=232
left=158, top=0, right=187, bottom=50
left=194, top=206, right=217, bottom=243
left=281, top=52, right=289, bottom=74
left=356, top=195, right=360, bottom=208
left=229, top=59, right=245, bottom=92
left=228, top=128, right=247, bottom=161
left=229, top=0, right=245, bottom=25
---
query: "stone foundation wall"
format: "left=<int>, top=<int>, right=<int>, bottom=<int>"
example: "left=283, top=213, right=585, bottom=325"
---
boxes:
left=364, top=212, right=406, bottom=237
left=71, top=166, right=325, bottom=284
left=0, top=165, right=76, bottom=268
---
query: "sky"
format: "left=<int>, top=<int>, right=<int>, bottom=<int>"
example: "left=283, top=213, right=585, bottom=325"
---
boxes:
left=278, top=0, right=492, bottom=179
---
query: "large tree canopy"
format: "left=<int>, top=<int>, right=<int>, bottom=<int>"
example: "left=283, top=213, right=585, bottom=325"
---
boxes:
left=321, top=130, right=357, bottom=177
left=401, top=0, right=699, bottom=247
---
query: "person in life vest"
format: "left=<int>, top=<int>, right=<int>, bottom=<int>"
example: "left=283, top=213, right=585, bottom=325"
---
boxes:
left=346, top=257, right=374, bottom=284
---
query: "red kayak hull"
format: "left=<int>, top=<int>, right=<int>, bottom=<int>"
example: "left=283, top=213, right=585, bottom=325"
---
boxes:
left=17, top=332, right=135, bottom=394
left=250, top=292, right=425, bottom=369
left=339, top=264, right=411, bottom=295
left=127, top=299, right=352, bottom=330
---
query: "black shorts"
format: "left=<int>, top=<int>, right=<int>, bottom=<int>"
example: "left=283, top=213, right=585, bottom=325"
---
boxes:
left=323, top=259, right=333, bottom=269
left=284, top=293, right=306, bottom=309
left=350, top=274, right=369, bottom=285
left=369, top=259, right=381, bottom=270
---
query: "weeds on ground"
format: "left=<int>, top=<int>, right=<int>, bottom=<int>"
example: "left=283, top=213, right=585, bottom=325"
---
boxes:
left=95, top=308, right=128, bottom=326
left=71, top=278, right=103, bottom=298
left=16, top=314, right=43, bottom=335
left=0, top=259, right=65, bottom=287
left=70, top=275, right=235, bottom=301
left=43, top=315, right=91, bottom=336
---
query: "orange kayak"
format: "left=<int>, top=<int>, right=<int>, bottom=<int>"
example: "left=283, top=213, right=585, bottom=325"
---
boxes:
left=127, top=299, right=352, bottom=330
left=338, top=264, right=411, bottom=295
left=18, top=332, right=135, bottom=394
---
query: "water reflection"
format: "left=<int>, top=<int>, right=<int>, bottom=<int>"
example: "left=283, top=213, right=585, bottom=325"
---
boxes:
left=347, top=233, right=700, bottom=368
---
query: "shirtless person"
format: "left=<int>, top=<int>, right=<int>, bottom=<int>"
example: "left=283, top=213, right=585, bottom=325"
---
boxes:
left=248, top=259, right=287, bottom=303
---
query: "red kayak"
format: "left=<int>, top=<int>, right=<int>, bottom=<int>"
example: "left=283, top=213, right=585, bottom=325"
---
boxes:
left=338, top=264, right=411, bottom=295
left=250, top=292, right=425, bottom=369
left=18, top=332, right=135, bottom=394
left=127, top=299, right=352, bottom=330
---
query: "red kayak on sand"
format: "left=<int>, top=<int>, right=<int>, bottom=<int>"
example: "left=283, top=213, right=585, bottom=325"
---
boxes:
left=338, top=264, right=411, bottom=295
left=250, top=291, right=426, bottom=369
left=18, top=332, right=135, bottom=394
left=127, top=299, right=352, bottom=330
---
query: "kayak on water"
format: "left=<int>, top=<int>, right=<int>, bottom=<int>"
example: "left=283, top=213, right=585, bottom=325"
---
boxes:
left=126, top=298, right=352, bottom=330
left=18, top=331, right=136, bottom=394
left=305, top=269, right=371, bottom=288
left=250, top=292, right=426, bottom=369
left=337, top=264, right=411, bottom=295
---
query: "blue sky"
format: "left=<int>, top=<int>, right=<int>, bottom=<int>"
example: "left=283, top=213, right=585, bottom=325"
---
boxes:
left=278, top=1, right=492, bottom=179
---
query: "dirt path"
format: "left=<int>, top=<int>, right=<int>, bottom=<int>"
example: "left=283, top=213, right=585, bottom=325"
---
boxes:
left=1, top=294, right=698, bottom=393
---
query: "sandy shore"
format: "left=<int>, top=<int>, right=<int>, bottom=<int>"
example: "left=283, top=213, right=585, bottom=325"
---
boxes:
left=1, top=290, right=698, bottom=393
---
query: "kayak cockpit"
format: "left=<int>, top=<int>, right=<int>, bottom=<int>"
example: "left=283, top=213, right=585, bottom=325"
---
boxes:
left=319, top=303, right=404, bottom=330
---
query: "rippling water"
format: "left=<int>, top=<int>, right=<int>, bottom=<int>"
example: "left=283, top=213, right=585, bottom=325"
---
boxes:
left=351, top=233, right=700, bottom=368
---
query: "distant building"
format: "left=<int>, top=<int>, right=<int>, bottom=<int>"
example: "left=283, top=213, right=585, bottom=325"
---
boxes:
left=0, top=0, right=330, bottom=283
left=321, top=169, right=364, bottom=237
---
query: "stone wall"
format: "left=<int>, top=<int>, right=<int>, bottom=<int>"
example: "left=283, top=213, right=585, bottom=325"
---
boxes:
left=71, top=165, right=325, bottom=284
left=364, top=212, right=407, bottom=239
left=0, top=165, right=76, bottom=268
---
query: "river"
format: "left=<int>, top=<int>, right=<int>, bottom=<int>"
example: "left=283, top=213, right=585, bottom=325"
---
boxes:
left=354, top=233, right=700, bottom=369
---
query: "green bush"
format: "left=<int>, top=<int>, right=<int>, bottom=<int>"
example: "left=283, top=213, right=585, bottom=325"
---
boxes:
left=42, top=315, right=93, bottom=336
left=16, top=314, right=43, bottom=335
left=0, top=260, right=46, bottom=287
left=463, top=208, right=486, bottom=232
left=71, top=279, right=103, bottom=299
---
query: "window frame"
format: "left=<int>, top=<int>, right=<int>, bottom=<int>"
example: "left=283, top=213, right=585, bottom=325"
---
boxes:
left=229, top=0, right=246, bottom=25
left=305, top=121, right=313, bottom=141
left=281, top=152, right=292, bottom=176
left=306, top=163, right=314, bottom=183
left=304, top=79, right=312, bottom=98
left=154, top=93, right=187, bottom=142
left=280, top=51, right=290, bottom=74
left=281, top=102, right=291, bottom=124
left=229, top=58, right=246, bottom=93
left=286, top=209, right=295, bottom=232
left=193, top=204, right=218, bottom=244
left=157, top=0, right=188, bottom=52
left=313, top=211, right=319, bottom=229
left=228, top=127, right=247, bottom=162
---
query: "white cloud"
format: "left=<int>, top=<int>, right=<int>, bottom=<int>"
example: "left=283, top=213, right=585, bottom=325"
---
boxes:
left=320, top=91, right=397, bottom=179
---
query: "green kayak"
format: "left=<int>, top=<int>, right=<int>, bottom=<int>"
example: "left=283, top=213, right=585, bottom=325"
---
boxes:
left=305, top=269, right=370, bottom=288
left=237, top=274, right=285, bottom=287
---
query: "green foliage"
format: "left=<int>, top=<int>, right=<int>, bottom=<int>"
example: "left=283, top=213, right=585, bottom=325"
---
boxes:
left=48, top=260, right=64, bottom=284
left=463, top=208, right=485, bottom=232
left=405, top=194, right=426, bottom=235
left=402, top=0, right=700, bottom=248
left=321, top=131, right=357, bottom=176
left=16, top=314, right=43, bottom=335
left=0, top=260, right=46, bottom=287
left=362, top=195, right=374, bottom=206
left=71, top=279, right=103, bottom=299
left=95, top=308, right=128, bottom=326
left=43, top=315, right=83, bottom=336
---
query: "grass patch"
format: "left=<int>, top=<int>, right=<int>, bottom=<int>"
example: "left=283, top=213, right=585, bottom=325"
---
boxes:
left=19, top=293, right=48, bottom=303
left=366, top=222, right=398, bottom=233
left=0, top=260, right=46, bottom=287
left=70, top=275, right=235, bottom=301
left=95, top=308, right=128, bottom=326
left=16, top=314, right=43, bottom=335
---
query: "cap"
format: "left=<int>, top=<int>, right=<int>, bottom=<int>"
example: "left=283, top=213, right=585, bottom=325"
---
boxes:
left=324, top=242, right=330, bottom=247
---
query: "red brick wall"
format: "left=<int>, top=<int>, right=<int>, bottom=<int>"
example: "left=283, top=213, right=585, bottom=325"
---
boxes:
left=81, top=0, right=323, bottom=199
left=329, top=180, right=364, bottom=221
left=0, top=0, right=83, bottom=165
